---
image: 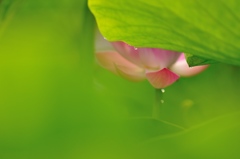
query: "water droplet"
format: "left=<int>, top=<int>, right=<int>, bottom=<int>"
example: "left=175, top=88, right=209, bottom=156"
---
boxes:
left=134, top=47, right=138, bottom=50
left=103, top=37, right=107, bottom=40
left=161, top=89, right=165, bottom=93
left=160, top=100, right=164, bottom=103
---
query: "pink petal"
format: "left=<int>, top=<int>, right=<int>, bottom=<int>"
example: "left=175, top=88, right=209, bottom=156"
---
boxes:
left=137, top=48, right=181, bottom=70
left=170, top=54, right=208, bottom=77
left=96, top=51, right=146, bottom=81
left=146, top=68, right=179, bottom=89
left=111, top=42, right=143, bottom=67
left=112, top=41, right=181, bottom=71
left=115, top=65, right=146, bottom=82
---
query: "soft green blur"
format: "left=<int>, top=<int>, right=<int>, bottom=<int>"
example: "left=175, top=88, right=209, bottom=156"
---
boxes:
left=1, top=0, right=240, bottom=159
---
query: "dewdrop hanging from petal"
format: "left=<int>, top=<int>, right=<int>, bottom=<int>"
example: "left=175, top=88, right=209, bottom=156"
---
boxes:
left=95, top=32, right=208, bottom=89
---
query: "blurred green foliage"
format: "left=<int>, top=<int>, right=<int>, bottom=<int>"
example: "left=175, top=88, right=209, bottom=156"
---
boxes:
left=1, top=0, right=240, bottom=159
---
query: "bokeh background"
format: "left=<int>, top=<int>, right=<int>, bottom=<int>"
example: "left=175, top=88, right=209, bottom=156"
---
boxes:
left=1, top=0, right=240, bottom=159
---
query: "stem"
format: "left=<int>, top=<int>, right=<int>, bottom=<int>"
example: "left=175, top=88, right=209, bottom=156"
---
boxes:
left=152, top=88, right=164, bottom=119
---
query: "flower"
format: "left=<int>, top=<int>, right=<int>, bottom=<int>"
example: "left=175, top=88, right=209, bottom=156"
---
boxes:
left=95, top=34, right=208, bottom=89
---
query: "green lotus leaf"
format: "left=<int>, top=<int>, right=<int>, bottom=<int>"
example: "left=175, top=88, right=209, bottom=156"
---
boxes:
left=89, top=0, right=240, bottom=66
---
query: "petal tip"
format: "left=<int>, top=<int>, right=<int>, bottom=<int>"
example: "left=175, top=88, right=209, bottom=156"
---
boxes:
left=146, top=68, right=179, bottom=89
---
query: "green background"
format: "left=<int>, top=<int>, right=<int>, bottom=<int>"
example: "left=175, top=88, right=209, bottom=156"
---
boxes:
left=1, top=0, right=240, bottom=158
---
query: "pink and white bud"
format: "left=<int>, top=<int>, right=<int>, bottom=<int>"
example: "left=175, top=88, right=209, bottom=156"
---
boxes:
left=95, top=33, right=208, bottom=88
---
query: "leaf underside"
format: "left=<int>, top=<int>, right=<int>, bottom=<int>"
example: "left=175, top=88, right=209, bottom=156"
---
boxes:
left=89, top=0, right=240, bottom=66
